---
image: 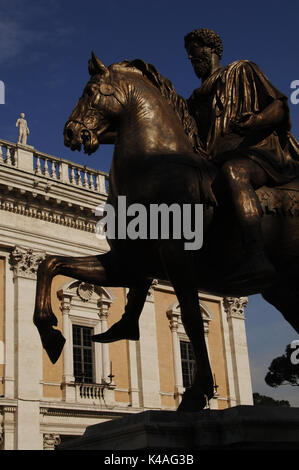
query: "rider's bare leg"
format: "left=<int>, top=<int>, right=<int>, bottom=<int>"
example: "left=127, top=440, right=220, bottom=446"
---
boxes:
left=92, top=279, right=152, bottom=343
left=221, top=157, right=276, bottom=283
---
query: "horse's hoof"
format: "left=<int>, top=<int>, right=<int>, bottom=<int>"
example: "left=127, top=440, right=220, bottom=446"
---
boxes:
left=40, top=328, right=66, bottom=364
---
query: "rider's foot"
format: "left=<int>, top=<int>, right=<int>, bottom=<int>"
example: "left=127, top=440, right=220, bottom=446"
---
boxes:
left=92, top=316, right=140, bottom=343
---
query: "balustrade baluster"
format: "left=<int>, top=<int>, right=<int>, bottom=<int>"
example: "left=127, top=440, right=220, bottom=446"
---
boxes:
left=35, top=156, right=42, bottom=175
left=57, top=162, right=62, bottom=180
left=77, top=169, right=83, bottom=186
left=6, top=147, right=12, bottom=165
left=69, top=166, right=74, bottom=184
left=44, top=158, right=50, bottom=177
left=51, top=160, right=57, bottom=179
left=83, top=169, right=88, bottom=188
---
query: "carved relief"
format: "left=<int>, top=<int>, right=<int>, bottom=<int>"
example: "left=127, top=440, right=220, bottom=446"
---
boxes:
left=9, top=246, right=46, bottom=279
left=146, top=278, right=158, bottom=302
left=77, top=282, right=94, bottom=301
left=43, top=433, right=61, bottom=450
left=223, top=296, right=248, bottom=319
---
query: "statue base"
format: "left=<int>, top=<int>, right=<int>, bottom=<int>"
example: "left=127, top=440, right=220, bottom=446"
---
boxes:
left=57, top=405, right=299, bottom=450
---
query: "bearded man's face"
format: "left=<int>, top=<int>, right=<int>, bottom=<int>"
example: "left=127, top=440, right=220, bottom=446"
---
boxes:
left=186, top=42, right=212, bottom=79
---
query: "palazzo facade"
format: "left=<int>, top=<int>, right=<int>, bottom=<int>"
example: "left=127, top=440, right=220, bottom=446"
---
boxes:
left=0, top=138, right=253, bottom=450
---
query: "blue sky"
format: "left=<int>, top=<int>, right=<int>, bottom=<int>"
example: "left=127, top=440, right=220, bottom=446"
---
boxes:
left=1, top=0, right=299, bottom=405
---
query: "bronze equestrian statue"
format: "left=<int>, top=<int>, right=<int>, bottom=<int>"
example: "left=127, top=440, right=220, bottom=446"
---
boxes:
left=33, top=29, right=299, bottom=411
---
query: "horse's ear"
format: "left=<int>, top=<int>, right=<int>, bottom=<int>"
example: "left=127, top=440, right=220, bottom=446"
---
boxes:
left=88, top=52, right=109, bottom=76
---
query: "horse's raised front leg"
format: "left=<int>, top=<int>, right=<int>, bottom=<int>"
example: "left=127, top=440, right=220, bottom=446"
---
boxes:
left=34, top=252, right=133, bottom=364
left=159, top=241, right=214, bottom=411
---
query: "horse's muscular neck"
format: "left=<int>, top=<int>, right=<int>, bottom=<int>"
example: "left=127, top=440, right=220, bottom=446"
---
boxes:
left=116, top=76, right=193, bottom=157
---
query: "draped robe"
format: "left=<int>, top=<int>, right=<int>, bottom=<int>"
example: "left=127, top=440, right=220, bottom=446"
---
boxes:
left=188, top=60, right=299, bottom=185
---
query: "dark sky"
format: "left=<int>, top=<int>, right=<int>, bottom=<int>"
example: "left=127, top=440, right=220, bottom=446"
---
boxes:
left=0, top=0, right=298, bottom=405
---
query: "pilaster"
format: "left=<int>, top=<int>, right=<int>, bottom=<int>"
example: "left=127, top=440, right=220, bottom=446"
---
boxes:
left=9, top=245, right=45, bottom=449
left=137, top=285, right=161, bottom=409
left=223, top=296, right=253, bottom=405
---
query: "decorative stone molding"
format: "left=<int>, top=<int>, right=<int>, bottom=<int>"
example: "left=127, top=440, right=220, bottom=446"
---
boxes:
left=0, top=184, right=98, bottom=233
left=146, top=279, right=158, bottom=302
left=167, top=309, right=180, bottom=333
left=9, top=246, right=46, bottom=279
left=2, top=406, right=17, bottom=414
left=77, top=282, right=94, bottom=301
left=43, top=433, right=61, bottom=450
left=223, top=297, right=248, bottom=320
left=167, top=299, right=212, bottom=335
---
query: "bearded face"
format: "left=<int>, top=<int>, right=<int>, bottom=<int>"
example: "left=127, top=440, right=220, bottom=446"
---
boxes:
left=186, top=42, right=213, bottom=79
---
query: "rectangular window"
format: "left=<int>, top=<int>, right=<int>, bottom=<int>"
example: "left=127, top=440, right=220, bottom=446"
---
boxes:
left=72, top=325, right=94, bottom=383
left=180, top=340, right=196, bottom=389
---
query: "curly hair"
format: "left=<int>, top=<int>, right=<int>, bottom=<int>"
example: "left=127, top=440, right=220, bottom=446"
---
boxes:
left=184, top=28, right=223, bottom=59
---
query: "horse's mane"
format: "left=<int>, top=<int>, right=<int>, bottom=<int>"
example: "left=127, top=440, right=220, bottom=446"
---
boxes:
left=111, top=59, right=203, bottom=154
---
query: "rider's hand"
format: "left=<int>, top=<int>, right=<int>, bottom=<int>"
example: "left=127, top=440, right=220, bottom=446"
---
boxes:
left=230, top=112, right=260, bottom=135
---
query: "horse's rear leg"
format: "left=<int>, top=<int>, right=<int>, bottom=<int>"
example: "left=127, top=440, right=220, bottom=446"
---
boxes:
left=159, top=242, right=214, bottom=411
left=34, top=253, right=130, bottom=363
left=262, top=280, right=299, bottom=334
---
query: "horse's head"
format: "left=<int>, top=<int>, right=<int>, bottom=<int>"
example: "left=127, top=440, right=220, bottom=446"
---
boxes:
left=64, top=52, right=125, bottom=155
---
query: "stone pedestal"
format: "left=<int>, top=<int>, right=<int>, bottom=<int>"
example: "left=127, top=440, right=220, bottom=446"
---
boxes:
left=57, top=405, right=299, bottom=450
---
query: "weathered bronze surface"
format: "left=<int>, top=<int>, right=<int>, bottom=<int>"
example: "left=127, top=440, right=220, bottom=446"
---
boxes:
left=34, top=31, right=299, bottom=411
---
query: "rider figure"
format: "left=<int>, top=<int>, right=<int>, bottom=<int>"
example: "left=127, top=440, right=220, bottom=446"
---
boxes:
left=185, top=28, right=299, bottom=284
left=92, top=28, right=299, bottom=344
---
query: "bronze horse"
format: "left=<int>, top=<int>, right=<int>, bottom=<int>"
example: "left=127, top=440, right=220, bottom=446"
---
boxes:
left=33, top=53, right=299, bottom=411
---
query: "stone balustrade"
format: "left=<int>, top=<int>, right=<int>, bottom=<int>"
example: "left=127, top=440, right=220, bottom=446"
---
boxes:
left=0, top=139, right=108, bottom=194
left=75, top=382, right=115, bottom=403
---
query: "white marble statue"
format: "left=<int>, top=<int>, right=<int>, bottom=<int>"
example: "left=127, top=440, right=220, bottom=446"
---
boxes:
left=16, top=113, right=30, bottom=145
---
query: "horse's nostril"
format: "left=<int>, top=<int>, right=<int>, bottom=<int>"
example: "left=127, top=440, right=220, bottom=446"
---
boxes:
left=81, top=129, right=91, bottom=142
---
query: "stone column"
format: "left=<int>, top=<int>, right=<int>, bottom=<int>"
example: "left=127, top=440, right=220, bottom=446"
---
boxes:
left=3, top=255, right=15, bottom=399
left=125, top=289, right=140, bottom=408
left=98, top=302, right=114, bottom=405
left=10, top=246, right=46, bottom=450
left=219, top=299, right=238, bottom=407
left=137, top=285, right=161, bottom=409
left=167, top=310, right=184, bottom=406
left=223, top=297, right=253, bottom=405
left=201, top=313, right=218, bottom=410
left=99, top=305, right=110, bottom=382
left=59, top=293, right=76, bottom=401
